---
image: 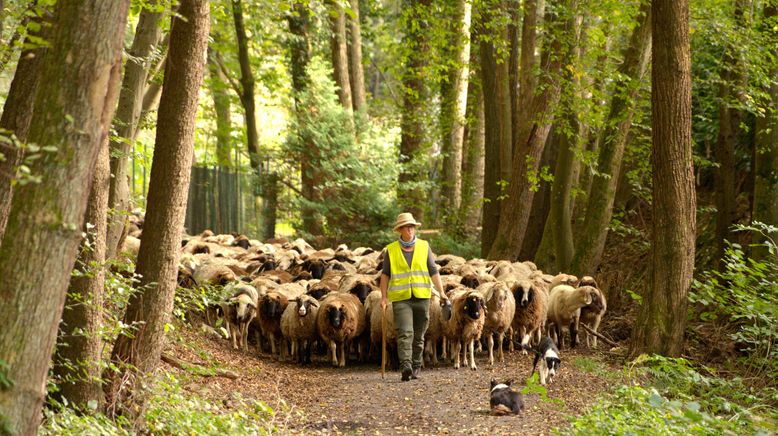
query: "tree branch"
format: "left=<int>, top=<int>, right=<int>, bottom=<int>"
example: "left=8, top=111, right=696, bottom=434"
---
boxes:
left=213, top=52, right=242, bottom=97
left=580, top=323, right=619, bottom=349
left=161, top=353, right=238, bottom=380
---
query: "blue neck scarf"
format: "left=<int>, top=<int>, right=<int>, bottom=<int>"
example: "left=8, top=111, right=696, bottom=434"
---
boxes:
left=399, top=235, right=416, bottom=248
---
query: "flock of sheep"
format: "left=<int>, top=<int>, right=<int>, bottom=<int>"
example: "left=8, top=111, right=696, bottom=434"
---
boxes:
left=121, top=223, right=608, bottom=382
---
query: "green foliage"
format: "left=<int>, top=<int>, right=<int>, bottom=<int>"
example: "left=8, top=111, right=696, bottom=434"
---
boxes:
left=0, top=360, right=13, bottom=391
left=690, top=223, right=778, bottom=378
left=173, top=283, right=230, bottom=325
left=427, top=231, right=480, bottom=260
left=40, top=406, right=128, bottom=436
left=283, top=56, right=400, bottom=247
left=522, top=373, right=563, bottom=405
left=564, top=355, right=777, bottom=435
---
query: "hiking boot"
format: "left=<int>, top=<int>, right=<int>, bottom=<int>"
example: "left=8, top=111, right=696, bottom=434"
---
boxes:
left=411, top=367, right=420, bottom=380
left=401, top=365, right=412, bottom=382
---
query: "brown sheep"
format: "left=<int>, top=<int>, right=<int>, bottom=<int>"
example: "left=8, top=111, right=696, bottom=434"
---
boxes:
left=444, top=289, right=487, bottom=370
left=509, top=279, right=549, bottom=354
left=317, top=293, right=366, bottom=367
left=257, top=291, right=290, bottom=357
left=477, top=282, right=516, bottom=366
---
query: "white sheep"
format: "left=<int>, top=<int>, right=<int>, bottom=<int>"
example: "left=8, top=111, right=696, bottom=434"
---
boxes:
left=546, top=285, right=596, bottom=349
left=220, top=282, right=258, bottom=351
left=477, top=282, right=516, bottom=365
left=280, top=294, right=320, bottom=363
left=578, top=276, right=607, bottom=348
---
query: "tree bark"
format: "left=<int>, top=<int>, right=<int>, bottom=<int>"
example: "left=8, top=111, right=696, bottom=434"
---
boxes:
left=631, top=0, right=695, bottom=357
left=0, top=2, right=128, bottom=433
left=328, top=0, right=353, bottom=111
left=52, top=139, right=110, bottom=411
left=459, top=51, right=485, bottom=233
left=520, top=128, right=556, bottom=262
left=571, top=1, right=651, bottom=275
left=232, top=0, right=261, bottom=170
left=487, top=0, right=572, bottom=261
left=0, top=9, right=49, bottom=241
left=105, top=7, right=163, bottom=260
left=208, top=47, right=233, bottom=168
left=104, top=0, right=209, bottom=422
left=441, top=0, right=472, bottom=224
left=347, top=0, right=367, bottom=112
left=517, top=0, right=539, bottom=141
left=398, top=0, right=432, bottom=223
left=752, top=2, right=778, bottom=256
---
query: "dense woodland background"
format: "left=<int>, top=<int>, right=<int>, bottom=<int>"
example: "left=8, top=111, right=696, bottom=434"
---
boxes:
left=0, top=0, right=776, bottom=434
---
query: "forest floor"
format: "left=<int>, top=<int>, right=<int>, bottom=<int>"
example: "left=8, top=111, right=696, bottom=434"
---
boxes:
left=164, top=322, right=628, bottom=435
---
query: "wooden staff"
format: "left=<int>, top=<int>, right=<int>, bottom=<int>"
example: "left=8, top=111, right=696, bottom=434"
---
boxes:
left=381, top=304, right=387, bottom=379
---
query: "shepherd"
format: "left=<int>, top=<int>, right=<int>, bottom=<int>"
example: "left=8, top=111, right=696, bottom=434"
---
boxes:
left=380, top=212, right=449, bottom=381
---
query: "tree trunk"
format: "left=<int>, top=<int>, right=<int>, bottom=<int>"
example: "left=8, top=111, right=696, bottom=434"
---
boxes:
left=752, top=2, right=778, bottom=257
left=104, top=0, right=209, bottom=422
left=517, top=0, right=539, bottom=140
left=520, top=128, right=556, bottom=262
left=347, top=0, right=367, bottom=112
left=441, top=0, right=472, bottom=225
left=570, top=2, right=651, bottom=275
left=0, top=2, right=128, bottom=433
left=544, top=120, right=577, bottom=272
left=398, top=0, right=432, bottom=223
left=714, top=0, right=748, bottom=263
left=0, top=10, right=49, bottom=241
left=487, top=0, right=572, bottom=261
left=52, top=139, right=110, bottom=411
left=208, top=47, right=233, bottom=168
left=105, top=8, right=163, bottom=260
left=328, top=0, right=353, bottom=111
left=631, top=0, right=695, bottom=357
left=459, top=52, right=485, bottom=233
left=233, top=0, right=261, bottom=170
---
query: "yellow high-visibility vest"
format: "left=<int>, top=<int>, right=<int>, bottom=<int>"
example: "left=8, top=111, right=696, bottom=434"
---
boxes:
left=386, top=239, right=432, bottom=302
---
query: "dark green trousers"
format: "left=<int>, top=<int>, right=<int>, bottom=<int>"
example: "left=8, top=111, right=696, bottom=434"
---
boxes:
left=392, top=298, right=430, bottom=369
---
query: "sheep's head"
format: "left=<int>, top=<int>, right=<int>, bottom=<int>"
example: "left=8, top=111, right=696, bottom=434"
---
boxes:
left=307, top=284, right=331, bottom=300
left=460, top=274, right=480, bottom=289
left=511, top=281, right=535, bottom=308
left=489, top=283, right=510, bottom=310
left=576, top=286, right=596, bottom=307
left=348, top=281, right=373, bottom=304
left=216, top=271, right=235, bottom=286
left=579, top=276, right=598, bottom=289
left=296, top=296, right=318, bottom=317
left=462, top=293, right=486, bottom=320
left=560, top=274, right=579, bottom=287
left=303, top=259, right=327, bottom=279
left=192, top=244, right=210, bottom=255
left=261, top=293, right=288, bottom=319
left=293, top=271, right=313, bottom=282
left=329, top=261, right=347, bottom=272
left=232, top=235, right=251, bottom=250
left=177, top=266, right=198, bottom=288
left=326, top=304, right=347, bottom=328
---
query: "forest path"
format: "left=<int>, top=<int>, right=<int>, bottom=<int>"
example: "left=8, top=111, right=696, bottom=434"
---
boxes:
left=168, top=327, right=621, bottom=435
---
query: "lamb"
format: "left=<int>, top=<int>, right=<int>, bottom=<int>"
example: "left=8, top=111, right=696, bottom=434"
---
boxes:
left=316, top=292, right=366, bottom=367
left=577, top=277, right=607, bottom=348
left=257, top=291, right=290, bottom=357
left=443, top=289, right=486, bottom=370
left=477, top=282, right=516, bottom=365
left=280, top=294, right=320, bottom=363
left=220, top=282, right=258, bottom=351
left=546, top=285, right=596, bottom=349
left=509, top=279, right=549, bottom=353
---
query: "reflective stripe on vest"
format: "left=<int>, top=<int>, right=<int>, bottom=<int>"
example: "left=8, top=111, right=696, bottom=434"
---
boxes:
left=386, top=239, right=432, bottom=302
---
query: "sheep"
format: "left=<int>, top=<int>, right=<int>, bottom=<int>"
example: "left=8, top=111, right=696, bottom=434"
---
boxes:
left=443, top=289, right=486, bottom=370
left=256, top=291, right=290, bottom=357
left=220, top=283, right=258, bottom=351
left=365, top=290, right=398, bottom=366
left=336, top=274, right=376, bottom=304
left=424, top=289, right=446, bottom=367
left=477, top=282, right=516, bottom=365
left=577, top=277, right=607, bottom=348
left=317, top=292, right=366, bottom=367
left=548, top=273, right=579, bottom=293
left=546, top=285, right=596, bottom=349
left=280, top=294, right=320, bottom=363
left=193, top=258, right=237, bottom=286
left=508, top=279, right=549, bottom=354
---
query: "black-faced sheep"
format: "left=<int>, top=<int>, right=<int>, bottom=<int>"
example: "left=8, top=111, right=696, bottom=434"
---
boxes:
left=546, top=285, right=596, bottom=349
left=316, top=293, right=366, bottom=367
left=257, top=291, right=290, bottom=357
left=477, top=282, right=516, bottom=365
left=578, top=276, right=607, bottom=348
left=220, top=283, right=258, bottom=351
left=509, top=279, right=549, bottom=353
left=336, top=274, right=376, bottom=305
left=444, top=289, right=486, bottom=370
left=280, top=294, right=320, bottom=363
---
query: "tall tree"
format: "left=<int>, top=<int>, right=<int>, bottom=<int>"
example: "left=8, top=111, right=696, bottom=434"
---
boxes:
left=753, top=2, right=778, bottom=243
left=571, top=2, right=652, bottom=275
left=714, top=0, right=748, bottom=263
left=52, top=140, right=111, bottom=410
left=631, top=0, right=696, bottom=357
left=478, top=0, right=512, bottom=256
left=0, top=1, right=128, bottom=433
left=398, top=0, right=432, bottom=222
left=459, top=68, right=485, bottom=233
left=207, top=47, right=233, bottom=168
left=488, top=0, right=573, bottom=261
left=0, top=8, right=48, bottom=241
left=232, top=0, right=261, bottom=170
left=328, top=0, right=353, bottom=111
left=440, top=0, right=472, bottom=223
left=516, top=0, right=539, bottom=144
left=105, top=7, right=164, bottom=259
left=347, top=0, right=367, bottom=112
left=104, top=0, right=209, bottom=421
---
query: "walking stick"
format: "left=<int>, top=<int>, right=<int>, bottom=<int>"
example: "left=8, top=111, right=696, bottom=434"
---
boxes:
left=381, top=304, right=387, bottom=379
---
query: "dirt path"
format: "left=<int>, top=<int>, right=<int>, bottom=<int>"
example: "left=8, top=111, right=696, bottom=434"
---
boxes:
left=168, top=328, right=621, bottom=435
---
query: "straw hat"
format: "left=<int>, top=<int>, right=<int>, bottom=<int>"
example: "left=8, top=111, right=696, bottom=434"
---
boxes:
left=393, top=212, right=422, bottom=231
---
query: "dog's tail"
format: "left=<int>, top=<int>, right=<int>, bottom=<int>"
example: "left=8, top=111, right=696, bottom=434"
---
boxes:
left=520, top=343, right=541, bottom=356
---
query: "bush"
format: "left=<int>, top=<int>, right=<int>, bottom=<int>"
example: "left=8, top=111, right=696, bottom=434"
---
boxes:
left=690, top=223, right=778, bottom=378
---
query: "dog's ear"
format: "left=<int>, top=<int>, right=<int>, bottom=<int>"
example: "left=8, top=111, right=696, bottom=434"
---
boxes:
left=490, top=378, right=497, bottom=389
left=505, top=379, right=514, bottom=386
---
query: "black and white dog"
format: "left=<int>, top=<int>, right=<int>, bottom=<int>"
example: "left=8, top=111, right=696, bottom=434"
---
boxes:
left=489, top=379, right=524, bottom=415
left=525, top=336, right=561, bottom=386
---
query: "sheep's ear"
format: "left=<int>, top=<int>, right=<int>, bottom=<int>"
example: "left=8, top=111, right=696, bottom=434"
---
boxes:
left=310, top=300, right=320, bottom=308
